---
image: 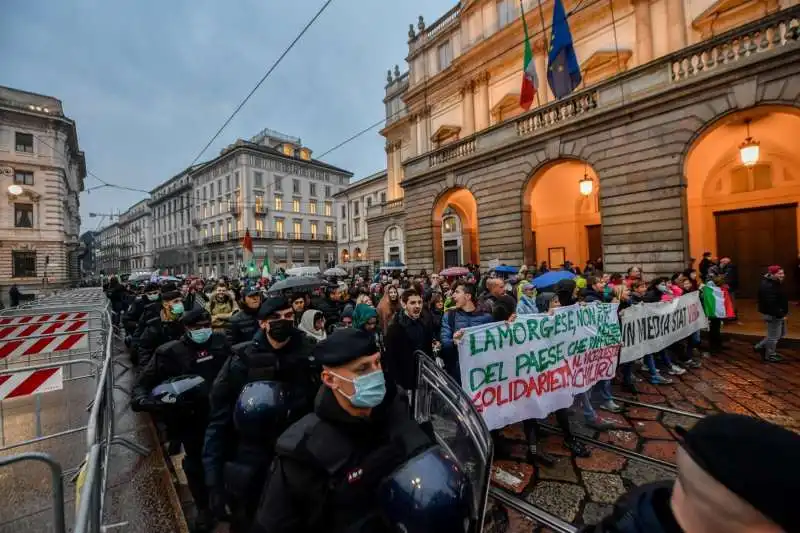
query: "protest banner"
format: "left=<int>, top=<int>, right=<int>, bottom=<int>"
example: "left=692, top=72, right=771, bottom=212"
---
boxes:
left=619, top=292, right=708, bottom=364
left=457, top=303, right=621, bottom=431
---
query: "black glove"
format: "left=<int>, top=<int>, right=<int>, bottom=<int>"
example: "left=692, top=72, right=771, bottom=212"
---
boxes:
left=132, top=396, right=165, bottom=413
left=209, top=488, right=228, bottom=521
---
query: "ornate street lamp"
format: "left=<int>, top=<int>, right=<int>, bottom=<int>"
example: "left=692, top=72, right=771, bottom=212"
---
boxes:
left=739, top=118, right=760, bottom=167
left=579, top=166, right=594, bottom=196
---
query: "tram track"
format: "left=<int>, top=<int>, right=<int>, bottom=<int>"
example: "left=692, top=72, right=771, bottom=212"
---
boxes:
left=488, top=486, right=578, bottom=533
left=611, top=395, right=706, bottom=419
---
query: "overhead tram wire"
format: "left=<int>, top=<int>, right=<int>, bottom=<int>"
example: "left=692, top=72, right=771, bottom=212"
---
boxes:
left=188, top=0, right=335, bottom=167
left=316, top=0, right=608, bottom=159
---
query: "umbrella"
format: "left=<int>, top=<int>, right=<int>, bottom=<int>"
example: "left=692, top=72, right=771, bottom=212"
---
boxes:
left=324, top=267, right=348, bottom=277
left=128, top=273, right=150, bottom=282
left=532, top=270, right=575, bottom=288
left=440, top=266, right=469, bottom=277
left=493, top=265, right=519, bottom=274
left=158, top=275, right=181, bottom=283
left=285, top=266, right=321, bottom=277
left=268, top=276, right=327, bottom=293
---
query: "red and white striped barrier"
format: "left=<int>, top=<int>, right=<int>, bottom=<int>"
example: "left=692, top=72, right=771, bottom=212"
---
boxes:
left=0, top=316, right=89, bottom=341
left=0, top=312, right=88, bottom=328
left=0, top=367, right=63, bottom=400
left=0, top=333, right=89, bottom=360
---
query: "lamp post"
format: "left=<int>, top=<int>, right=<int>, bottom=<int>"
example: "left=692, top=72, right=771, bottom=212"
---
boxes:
left=579, top=167, right=594, bottom=196
left=739, top=118, right=760, bottom=167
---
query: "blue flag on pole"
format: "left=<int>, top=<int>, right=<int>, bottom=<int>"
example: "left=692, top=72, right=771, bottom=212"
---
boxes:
left=547, top=0, right=581, bottom=99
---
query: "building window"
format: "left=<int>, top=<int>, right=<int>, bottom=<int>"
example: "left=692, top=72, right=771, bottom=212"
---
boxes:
left=275, top=196, right=283, bottom=211
left=203, top=186, right=207, bottom=200
left=325, top=185, right=331, bottom=197
left=497, top=0, right=514, bottom=28
left=354, top=201, right=360, bottom=216
left=325, top=201, right=332, bottom=217
left=366, top=197, right=372, bottom=208
left=227, top=218, right=233, bottom=235
left=293, top=221, right=302, bottom=239
left=389, top=227, right=398, bottom=240
left=309, top=201, right=317, bottom=215
left=292, top=179, right=300, bottom=194
left=12, top=251, right=36, bottom=278
left=438, top=41, right=452, bottom=71
left=292, top=199, right=300, bottom=213
left=256, top=218, right=264, bottom=233
left=275, top=176, right=283, bottom=192
left=325, top=223, right=334, bottom=240
left=275, top=218, right=285, bottom=237
left=254, top=171, right=264, bottom=188
left=341, top=205, right=346, bottom=218
left=14, top=171, right=34, bottom=185
left=310, top=222, right=318, bottom=239
left=15, top=132, right=34, bottom=153
left=341, top=224, right=347, bottom=239
left=353, top=218, right=360, bottom=238
left=380, top=192, right=386, bottom=203
left=234, top=171, right=239, bottom=188
left=309, top=182, right=317, bottom=196
left=14, top=203, right=34, bottom=228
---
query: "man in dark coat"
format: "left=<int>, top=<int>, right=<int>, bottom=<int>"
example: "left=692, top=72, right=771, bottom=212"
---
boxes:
left=383, top=288, right=433, bottom=393
left=755, top=265, right=788, bottom=362
left=226, top=286, right=262, bottom=345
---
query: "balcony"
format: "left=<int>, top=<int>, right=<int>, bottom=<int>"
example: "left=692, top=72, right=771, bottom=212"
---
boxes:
left=229, top=203, right=241, bottom=217
left=408, top=4, right=461, bottom=57
left=254, top=204, right=268, bottom=216
left=191, top=218, right=201, bottom=228
left=367, top=198, right=404, bottom=219
left=403, top=7, right=800, bottom=181
left=224, top=230, right=336, bottom=242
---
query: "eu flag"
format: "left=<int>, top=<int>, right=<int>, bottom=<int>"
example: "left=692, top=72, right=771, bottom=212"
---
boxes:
left=547, top=0, right=582, bottom=99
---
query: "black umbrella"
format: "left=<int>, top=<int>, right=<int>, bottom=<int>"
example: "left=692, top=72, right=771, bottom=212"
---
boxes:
left=268, top=276, right=327, bottom=293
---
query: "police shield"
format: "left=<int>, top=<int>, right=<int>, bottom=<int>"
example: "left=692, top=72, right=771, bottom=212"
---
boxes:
left=413, top=351, right=492, bottom=533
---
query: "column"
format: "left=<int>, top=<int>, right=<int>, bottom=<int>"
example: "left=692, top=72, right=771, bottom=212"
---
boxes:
left=462, top=82, right=475, bottom=137
left=409, top=114, right=419, bottom=158
left=666, top=0, right=686, bottom=51
left=422, top=107, right=431, bottom=153
left=634, top=0, right=653, bottom=64
left=473, top=73, right=490, bottom=131
left=415, top=114, right=425, bottom=154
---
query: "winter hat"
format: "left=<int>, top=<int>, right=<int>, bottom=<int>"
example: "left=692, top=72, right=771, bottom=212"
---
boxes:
left=767, top=265, right=782, bottom=275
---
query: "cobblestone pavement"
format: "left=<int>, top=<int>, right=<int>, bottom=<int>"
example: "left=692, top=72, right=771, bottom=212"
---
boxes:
left=488, top=338, right=800, bottom=532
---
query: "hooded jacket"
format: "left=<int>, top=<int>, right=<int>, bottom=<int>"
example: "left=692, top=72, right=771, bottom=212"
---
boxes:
left=298, top=310, right=327, bottom=342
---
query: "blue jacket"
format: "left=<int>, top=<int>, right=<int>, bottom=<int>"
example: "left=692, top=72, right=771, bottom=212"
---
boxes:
left=440, top=308, right=494, bottom=351
left=516, top=294, right=539, bottom=315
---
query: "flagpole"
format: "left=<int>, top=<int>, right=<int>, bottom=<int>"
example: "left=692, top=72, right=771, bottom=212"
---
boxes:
left=608, top=0, right=625, bottom=104
left=535, top=0, right=550, bottom=103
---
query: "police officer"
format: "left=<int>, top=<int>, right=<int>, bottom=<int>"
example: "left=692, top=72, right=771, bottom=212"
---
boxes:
left=132, top=309, right=230, bottom=533
left=122, top=282, right=159, bottom=337
left=226, top=286, right=262, bottom=345
left=137, top=284, right=186, bottom=369
left=251, top=328, right=465, bottom=533
left=203, top=296, right=317, bottom=531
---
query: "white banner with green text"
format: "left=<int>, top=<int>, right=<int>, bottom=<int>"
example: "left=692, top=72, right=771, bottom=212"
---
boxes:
left=457, top=303, right=621, bottom=431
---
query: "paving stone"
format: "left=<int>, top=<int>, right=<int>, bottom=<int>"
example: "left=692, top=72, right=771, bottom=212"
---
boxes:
left=541, top=435, right=573, bottom=457
left=598, top=430, right=640, bottom=450
left=527, top=481, right=586, bottom=523
left=501, top=422, right=526, bottom=441
left=631, top=420, right=673, bottom=439
left=537, top=456, right=579, bottom=483
left=661, top=412, right=700, bottom=430
left=596, top=411, right=632, bottom=428
left=642, top=440, right=679, bottom=464
left=582, top=472, right=627, bottom=504
left=582, top=502, right=615, bottom=526
left=575, top=447, right=627, bottom=473
left=621, top=460, right=676, bottom=486
left=491, top=460, right=534, bottom=494
left=636, top=394, right=667, bottom=404
left=626, top=407, right=660, bottom=420
left=506, top=506, right=538, bottom=533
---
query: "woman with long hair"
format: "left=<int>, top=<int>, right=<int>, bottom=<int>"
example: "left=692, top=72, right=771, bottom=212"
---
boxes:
left=377, top=285, right=401, bottom=334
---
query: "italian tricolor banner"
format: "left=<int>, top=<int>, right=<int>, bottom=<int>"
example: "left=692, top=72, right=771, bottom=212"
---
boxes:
left=520, top=4, right=539, bottom=110
left=701, top=282, right=735, bottom=319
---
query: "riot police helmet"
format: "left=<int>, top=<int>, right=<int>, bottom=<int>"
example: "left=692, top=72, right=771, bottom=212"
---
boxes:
left=378, top=445, right=475, bottom=533
left=233, top=381, right=289, bottom=437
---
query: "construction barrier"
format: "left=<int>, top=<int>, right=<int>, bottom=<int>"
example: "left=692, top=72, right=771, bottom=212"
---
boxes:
left=0, top=288, right=149, bottom=533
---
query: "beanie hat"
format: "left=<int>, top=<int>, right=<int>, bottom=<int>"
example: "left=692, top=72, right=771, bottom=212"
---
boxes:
left=767, top=265, right=782, bottom=275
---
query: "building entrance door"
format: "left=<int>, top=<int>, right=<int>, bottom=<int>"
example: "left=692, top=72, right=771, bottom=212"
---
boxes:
left=586, top=225, right=602, bottom=266
left=715, top=205, right=797, bottom=299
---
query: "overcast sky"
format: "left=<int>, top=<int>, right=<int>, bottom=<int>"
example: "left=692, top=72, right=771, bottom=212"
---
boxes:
left=2, top=0, right=455, bottom=232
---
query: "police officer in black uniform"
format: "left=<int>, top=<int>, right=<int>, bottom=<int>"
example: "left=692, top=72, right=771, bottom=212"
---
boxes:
left=251, top=328, right=472, bottom=533
left=203, top=296, right=317, bottom=531
left=226, top=286, right=262, bottom=345
left=136, top=284, right=185, bottom=369
left=132, top=309, right=230, bottom=532
left=122, top=282, right=159, bottom=336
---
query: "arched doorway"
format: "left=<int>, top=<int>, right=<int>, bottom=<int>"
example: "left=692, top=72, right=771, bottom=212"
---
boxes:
left=340, top=249, right=350, bottom=264
left=432, top=188, right=479, bottom=272
left=353, top=247, right=363, bottom=261
left=522, top=160, right=601, bottom=270
left=685, top=106, right=800, bottom=298
left=384, top=225, right=404, bottom=264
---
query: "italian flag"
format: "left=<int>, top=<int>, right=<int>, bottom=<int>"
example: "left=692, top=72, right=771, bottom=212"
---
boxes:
left=519, top=4, right=538, bottom=110
left=701, top=282, right=735, bottom=319
left=261, top=256, right=271, bottom=279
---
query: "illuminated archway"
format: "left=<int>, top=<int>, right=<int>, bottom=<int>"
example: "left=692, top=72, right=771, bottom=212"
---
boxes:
left=354, top=247, right=363, bottom=261
left=522, top=160, right=601, bottom=270
left=340, top=249, right=350, bottom=263
left=684, top=105, right=800, bottom=297
left=432, top=188, right=479, bottom=272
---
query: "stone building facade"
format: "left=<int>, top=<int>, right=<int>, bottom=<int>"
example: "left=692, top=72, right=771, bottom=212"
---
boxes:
left=0, top=86, right=86, bottom=302
left=118, top=199, right=153, bottom=273
left=149, top=167, right=194, bottom=274
left=371, top=0, right=800, bottom=293
left=334, top=169, right=388, bottom=266
left=96, top=222, right=121, bottom=274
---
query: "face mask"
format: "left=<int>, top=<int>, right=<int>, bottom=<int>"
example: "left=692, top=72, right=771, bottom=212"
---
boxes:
left=657, top=284, right=668, bottom=293
left=188, top=328, right=212, bottom=344
left=171, top=302, right=185, bottom=316
left=267, top=319, right=294, bottom=342
left=147, top=293, right=159, bottom=301
left=331, top=370, right=386, bottom=408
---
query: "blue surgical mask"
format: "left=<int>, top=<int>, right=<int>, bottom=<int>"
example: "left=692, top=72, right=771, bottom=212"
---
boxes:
left=657, top=284, right=668, bottom=293
left=188, top=327, right=212, bottom=344
left=147, top=293, right=159, bottom=301
left=171, top=302, right=185, bottom=316
left=332, top=370, right=386, bottom=408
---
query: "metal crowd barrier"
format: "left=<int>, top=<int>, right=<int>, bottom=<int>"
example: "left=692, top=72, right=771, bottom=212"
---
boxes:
left=0, top=288, right=148, bottom=533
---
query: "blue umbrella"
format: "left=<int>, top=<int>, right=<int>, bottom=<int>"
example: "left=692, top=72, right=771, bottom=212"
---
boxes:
left=532, top=270, right=575, bottom=288
left=493, top=265, right=518, bottom=274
